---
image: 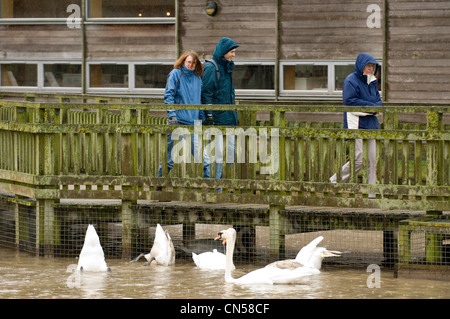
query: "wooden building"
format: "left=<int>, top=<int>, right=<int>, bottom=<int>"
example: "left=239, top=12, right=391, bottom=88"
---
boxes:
left=0, top=0, right=448, bottom=103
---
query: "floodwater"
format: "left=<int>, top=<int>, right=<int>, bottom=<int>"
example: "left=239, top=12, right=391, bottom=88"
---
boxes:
left=0, top=247, right=448, bottom=300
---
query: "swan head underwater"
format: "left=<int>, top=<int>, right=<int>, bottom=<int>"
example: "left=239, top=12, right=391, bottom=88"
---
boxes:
left=130, top=224, right=175, bottom=266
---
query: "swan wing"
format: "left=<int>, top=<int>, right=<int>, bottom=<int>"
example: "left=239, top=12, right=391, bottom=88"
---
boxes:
left=265, top=260, right=303, bottom=270
left=270, top=266, right=320, bottom=284
left=234, top=264, right=319, bottom=285
left=193, top=250, right=230, bottom=270
left=295, top=236, right=324, bottom=265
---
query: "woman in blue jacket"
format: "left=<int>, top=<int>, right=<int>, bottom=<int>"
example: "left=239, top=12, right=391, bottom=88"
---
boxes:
left=330, top=53, right=381, bottom=196
left=202, top=37, right=239, bottom=181
left=158, top=50, right=204, bottom=177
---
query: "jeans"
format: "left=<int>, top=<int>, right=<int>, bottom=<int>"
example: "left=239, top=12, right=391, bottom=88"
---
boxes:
left=158, top=134, right=199, bottom=177
left=203, top=134, right=235, bottom=179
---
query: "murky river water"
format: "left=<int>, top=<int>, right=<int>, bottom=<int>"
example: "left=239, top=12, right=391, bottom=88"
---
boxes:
left=0, top=247, right=448, bottom=300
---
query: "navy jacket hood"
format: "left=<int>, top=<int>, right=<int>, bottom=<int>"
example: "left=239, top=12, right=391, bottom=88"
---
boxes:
left=354, top=53, right=379, bottom=82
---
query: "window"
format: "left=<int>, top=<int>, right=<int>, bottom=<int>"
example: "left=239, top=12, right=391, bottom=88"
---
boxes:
left=280, top=61, right=381, bottom=98
left=1, top=63, right=37, bottom=86
left=233, top=64, right=274, bottom=90
left=0, top=0, right=81, bottom=18
left=88, top=0, right=175, bottom=18
left=135, top=64, right=173, bottom=89
left=283, top=64, right=328, bottom=91
left=89, top=64, right=128, bottom=88
left=335, top=64, right=354, bottom=91
left=44, top=64, right=81, bottom=88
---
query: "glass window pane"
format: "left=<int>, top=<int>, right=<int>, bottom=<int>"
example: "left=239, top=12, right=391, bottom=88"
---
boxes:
left=283, top=65, right=327, bottom=90
left=233, top=65, right=274, bottom=90
left=89, top=0, right=175, bottom=18
left=1, top=64, right=37, bottom=86
left=335, top=65, right=354, bottom=91
left=44, top=64, right=81, bottom=87
left=135, top=64, right=173, bottom=88
left=1, top=0, right=81, bottom=18
left=90, top=64, right=128, bottom=88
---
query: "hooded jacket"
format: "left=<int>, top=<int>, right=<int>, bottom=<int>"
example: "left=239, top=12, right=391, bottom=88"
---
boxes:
left=343, top=53, right=382, bottom=130
left=202, top=37, right=239, bottom=126
left=165, top=64, right=205, bottom=125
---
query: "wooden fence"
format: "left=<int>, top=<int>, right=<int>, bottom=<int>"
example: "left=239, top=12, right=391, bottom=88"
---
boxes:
left=0, top=94, right=449, bottom=260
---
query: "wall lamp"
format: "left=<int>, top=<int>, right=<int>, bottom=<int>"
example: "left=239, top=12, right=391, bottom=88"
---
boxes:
left=205, top=1, right=218, bottom=16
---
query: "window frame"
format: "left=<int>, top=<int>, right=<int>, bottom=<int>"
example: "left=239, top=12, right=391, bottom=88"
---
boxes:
left=132, top=61, right=174, bottom=95
left=85, top=0, right=175, bottom=24
left=86, top=61, right=173, bottom=95
left=0, top=61, right=83, bottom=92
left=280, top=60, right=331, bottom=97
left=233, top=60, right=276, bottom=100
left=0, top=0, right=175, bottom=25
left=280, top=60, right=382, bottom=99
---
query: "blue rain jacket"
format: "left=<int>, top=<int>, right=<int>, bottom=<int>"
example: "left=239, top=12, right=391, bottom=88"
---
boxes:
left=343, top=53, right=382, bottom=130
left=165, top=64, right=205, bottom=125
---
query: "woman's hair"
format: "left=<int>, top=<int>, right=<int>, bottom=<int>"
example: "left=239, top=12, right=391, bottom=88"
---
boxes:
left=174, top=50, right=203, bottom=77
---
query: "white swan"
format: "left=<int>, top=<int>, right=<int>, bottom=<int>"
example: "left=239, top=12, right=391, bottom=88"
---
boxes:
left=293, top=235, right=341, bottom=270
left=215, top=228, right=340, bottom=285
left=131, top=224, right=175, bottom=266
left=77, top=224, right=110, bottom=272
left=192, top=249, right=235, bottom=271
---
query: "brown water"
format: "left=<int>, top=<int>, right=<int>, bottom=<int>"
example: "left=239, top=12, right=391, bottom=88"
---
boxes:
left=0, top=247, right=448, bottom=300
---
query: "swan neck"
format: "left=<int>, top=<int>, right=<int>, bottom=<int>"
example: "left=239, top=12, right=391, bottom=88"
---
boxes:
left=225, top=235, right=236, bottom=281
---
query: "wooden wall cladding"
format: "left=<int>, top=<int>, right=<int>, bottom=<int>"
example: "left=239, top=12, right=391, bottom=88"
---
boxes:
left=386, top=0, right=450, bottom=103
left=0, top=24, right=82, bottom=60
left=179, top=0, right=277, bottom=60
left=280, top=0, right=383, bottom=60
left=86, top=24, right=175, bottom=60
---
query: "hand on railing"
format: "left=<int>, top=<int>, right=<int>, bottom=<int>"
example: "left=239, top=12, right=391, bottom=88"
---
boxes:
left=168, top=116, right=178, bottom=125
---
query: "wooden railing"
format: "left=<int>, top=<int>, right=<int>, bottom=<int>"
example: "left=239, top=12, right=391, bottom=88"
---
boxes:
left=1, top=94, right=449, bottom=210
left=0, top=94, right=449, bottom=257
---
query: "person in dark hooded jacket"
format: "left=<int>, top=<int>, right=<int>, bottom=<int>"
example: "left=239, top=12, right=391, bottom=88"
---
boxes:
left=202, top=37, right=239, bottom=181
left=330, top=53, right=381, bottom=197
left=202, top=37, right=239, bottom=125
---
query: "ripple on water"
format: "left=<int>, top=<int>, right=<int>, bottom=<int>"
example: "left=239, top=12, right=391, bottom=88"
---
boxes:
left=0, top=248, right=449, bottom=299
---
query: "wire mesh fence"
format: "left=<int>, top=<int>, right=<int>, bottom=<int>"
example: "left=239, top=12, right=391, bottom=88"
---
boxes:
left=1, top=193, right=449, bottom=270
left=399, top=218, right=450, bottom=266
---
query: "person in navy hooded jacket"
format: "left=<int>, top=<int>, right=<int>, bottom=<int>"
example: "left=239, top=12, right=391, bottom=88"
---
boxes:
left=158, top=50, right=205, bottom=177
left=202, top=37, right=239, bottom=181
left=330, top=53, right=381, bottom=196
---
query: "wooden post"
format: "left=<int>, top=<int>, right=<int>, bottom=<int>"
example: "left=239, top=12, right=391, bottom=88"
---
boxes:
left=269, top=205, right=285, bottom=262
left=37, top=198, right=59, bottom=257
left=398, top=222, right=411, bottom=264
left=14, top=197, right=20, bottom=248
left=32, top=104, right=61, bottom=257
left=121, top=200, right=136, bottom=260
left=426, top=232, right=443, bottom=264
